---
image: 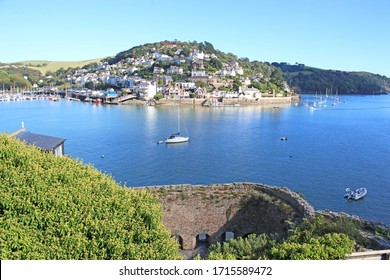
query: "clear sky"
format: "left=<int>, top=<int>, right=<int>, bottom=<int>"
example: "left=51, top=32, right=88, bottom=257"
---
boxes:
left=0, top=0, right=389, bottom=76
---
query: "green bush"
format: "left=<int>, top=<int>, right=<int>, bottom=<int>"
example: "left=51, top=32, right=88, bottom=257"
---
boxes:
left=207, top=234, right=276, bottom=260
left=205, top=216, right=356, bottom=260
left=270, top=233, right=354, bottom=260
left=154, top=93, right=163, bottom=101
left=0, top=135, right=179, bottom=260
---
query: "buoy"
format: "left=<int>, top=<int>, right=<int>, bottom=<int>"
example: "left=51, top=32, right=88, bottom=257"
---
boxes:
left=101, top=155, right=105, bottom=158
left=157, top=140, right=164, bottom=144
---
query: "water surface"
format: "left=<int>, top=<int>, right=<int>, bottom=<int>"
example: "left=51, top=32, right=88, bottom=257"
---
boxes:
left=1, top=94, right=389, bottom=225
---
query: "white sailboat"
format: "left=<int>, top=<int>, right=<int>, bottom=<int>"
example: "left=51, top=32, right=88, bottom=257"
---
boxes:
left=165, top=106, right=189, bottom=144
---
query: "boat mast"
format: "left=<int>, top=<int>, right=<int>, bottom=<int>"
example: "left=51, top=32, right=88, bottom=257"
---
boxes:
left=177, top=106, right=180, bottom=134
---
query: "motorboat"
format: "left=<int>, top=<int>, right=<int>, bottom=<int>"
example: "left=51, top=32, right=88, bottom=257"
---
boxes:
left=344, top=187, right=367, bottom=201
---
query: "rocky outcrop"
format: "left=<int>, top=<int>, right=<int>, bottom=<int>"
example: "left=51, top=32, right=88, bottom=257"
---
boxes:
left=317, top=210, right=390, bottom=250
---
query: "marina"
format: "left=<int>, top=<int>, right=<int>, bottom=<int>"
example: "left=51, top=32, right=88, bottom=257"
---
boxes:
left=1, top=94, right=390, bottom=226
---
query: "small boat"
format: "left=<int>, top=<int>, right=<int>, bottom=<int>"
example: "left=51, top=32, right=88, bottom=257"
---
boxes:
left=157, top=140, right=164, bottom=144
left=165, top=133, right=189, bottom=144
left=280, top=137, right=288, bottom=141
left=344, top=187, right=367, bottom=201
left=165, top=105, right=189, bottom=144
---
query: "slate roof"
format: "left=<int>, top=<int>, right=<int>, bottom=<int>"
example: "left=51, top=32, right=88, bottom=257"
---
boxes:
left=13, top=129, right=66, bottom=151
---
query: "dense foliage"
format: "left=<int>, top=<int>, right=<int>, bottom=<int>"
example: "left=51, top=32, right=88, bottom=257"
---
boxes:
left=0, top=135, right=179, bottom=260
left=273, top=63, right=390, bottom=94
left=206, top=216, right=356, bottom=260
left=0, top=67, right=42, bottom=89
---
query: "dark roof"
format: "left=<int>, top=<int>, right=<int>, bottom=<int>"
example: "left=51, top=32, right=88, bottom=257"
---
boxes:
left=13, top=130, right=66, bottom=151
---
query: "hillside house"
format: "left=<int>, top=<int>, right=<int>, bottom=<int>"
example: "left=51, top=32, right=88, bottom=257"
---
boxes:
left=167, top=66, right=184, bottom=75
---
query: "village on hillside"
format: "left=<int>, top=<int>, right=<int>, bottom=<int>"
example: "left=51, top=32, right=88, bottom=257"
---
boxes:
left=1, top=41, right=298, bottom=105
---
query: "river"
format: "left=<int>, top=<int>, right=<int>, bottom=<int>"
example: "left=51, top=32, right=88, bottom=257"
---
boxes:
left=1, top=94, right=389, bottom=225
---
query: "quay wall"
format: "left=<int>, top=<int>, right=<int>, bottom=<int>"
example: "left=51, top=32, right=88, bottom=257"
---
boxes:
left=155, top=96, right=296, bottom=106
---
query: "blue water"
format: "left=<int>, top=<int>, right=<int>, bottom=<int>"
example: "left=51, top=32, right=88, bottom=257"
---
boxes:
left=1, top=95, right=390, bottom=226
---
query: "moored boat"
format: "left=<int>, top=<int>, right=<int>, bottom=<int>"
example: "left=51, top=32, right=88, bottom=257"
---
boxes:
left=345, top=187, right=367, bottom=201
left=165, top=133, right=189, bottom=144
left=165, top=105, right=189, bottom=144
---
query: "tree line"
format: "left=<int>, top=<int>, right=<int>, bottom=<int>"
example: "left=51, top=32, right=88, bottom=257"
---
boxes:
left=273, top=63, right=390, bottom=94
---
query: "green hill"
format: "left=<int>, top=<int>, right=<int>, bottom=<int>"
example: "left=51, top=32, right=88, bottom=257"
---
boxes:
left=104, top=40, right=286, bottom=92
left=0, top=134, right=179, bottom=260
left=272, top=62, right=390, bottom=94
left=2, top=40, right=389, bottom=94
left=3, top=59, right=102, bottom=75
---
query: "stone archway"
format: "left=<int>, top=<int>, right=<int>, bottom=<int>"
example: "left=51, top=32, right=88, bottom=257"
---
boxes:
left=196, top=232, right=211, bottom=247
left=172, top=234, right=184, bottom=249
left=220, top=231, right=235, bottom=242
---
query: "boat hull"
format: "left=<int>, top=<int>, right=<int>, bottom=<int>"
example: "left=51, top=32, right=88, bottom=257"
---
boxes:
left=165, top=136, right=189, bottom=144
left=345, top=187, right=367, bottom=201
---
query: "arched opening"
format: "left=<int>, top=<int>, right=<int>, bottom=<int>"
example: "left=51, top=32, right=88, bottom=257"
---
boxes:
left=242, top=232, right=256, bottom=239
left=220, top=231, right=235, bottom=242
left=195, top=232, right=210, bottom=248
left=172, top=234, right=184, bottom=249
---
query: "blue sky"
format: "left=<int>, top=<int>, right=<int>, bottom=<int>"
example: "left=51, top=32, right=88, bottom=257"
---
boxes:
left=0, top=0, right=389, bottom=76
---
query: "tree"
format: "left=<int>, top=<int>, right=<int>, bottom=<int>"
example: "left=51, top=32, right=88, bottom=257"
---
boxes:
left=270, top=68, right=284, bottom=88
left=84, top=81, right=95, bottom=89
left=195, top=81, right=207, bottom=88
left=232, top=78, right=242, bottom=91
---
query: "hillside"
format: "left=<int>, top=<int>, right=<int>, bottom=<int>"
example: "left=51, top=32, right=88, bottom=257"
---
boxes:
left=0, top=66, right=42, bottom=89
left=1, top=59, right=102, bottom=75
left=1, top=40, right=389, bottom=94
left=103, top=40, right=285, bottom=92
left=272, top=62, right=390, bottom=94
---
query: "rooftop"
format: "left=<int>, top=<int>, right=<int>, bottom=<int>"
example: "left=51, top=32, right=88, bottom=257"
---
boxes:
left=10, top=127, right=65, bottom=151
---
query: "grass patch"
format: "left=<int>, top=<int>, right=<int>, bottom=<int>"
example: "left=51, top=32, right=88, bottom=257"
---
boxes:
left=8, top=59, right=102, bottom=74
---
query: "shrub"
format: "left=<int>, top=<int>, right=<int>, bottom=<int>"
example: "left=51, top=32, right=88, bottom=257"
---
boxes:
left=0, top=135, right=179, bottom=260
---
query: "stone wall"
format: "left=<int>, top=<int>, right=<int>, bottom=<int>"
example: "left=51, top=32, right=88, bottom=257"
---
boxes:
left=146, top=182, right=315, bottom=250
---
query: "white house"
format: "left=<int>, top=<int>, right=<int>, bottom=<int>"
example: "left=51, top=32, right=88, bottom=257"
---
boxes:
left=189, top=50, right=204, bottom=61
left=138, top=82, right=157, bottom=99
left=240, top=87, right=261, bottom=99
left=178, top=82, right=195, bottom=90
left=127, top=66, right=139, bottom=73
left=236, top=67, right=244, bottom=75
left=153, top=67, right=165, bottom=74
left=243, top=77, right=251, bottom=86
left=191, top=69, right=207, bottom=77
left=224, top=91, right=239, bottom=98
left=158, top=54, right=172, bottom=61
left=167, top=66, right=183, bottom=75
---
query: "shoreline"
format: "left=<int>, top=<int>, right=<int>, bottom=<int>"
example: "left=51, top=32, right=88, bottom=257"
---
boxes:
left=120, top=95, right=300, bottom=107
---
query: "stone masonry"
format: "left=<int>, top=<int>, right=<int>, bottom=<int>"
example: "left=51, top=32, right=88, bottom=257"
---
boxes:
left=147, top=182, right=315, bottom=250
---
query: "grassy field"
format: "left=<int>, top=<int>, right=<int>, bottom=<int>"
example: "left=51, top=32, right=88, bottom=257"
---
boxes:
left=7, top=58, right=102, bottom=74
